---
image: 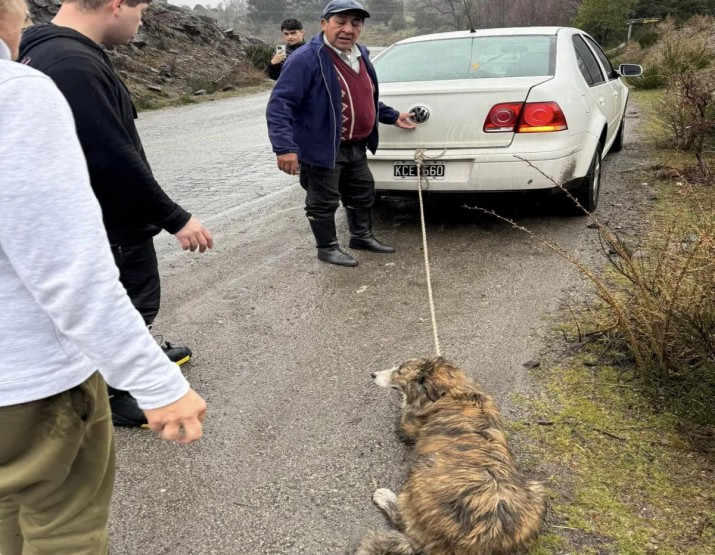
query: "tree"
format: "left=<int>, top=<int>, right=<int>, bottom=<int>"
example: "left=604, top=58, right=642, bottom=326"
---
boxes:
left=390, top=10, right=407, bottom=30
left=247, top=0, right=287, bottom=24
left=414, top=0, right=471, bottom=31
left=216, top=0, right=246, bottom=28
left=285, top=0, right=323, bottom=24
left=634, top=0, right=715, bottom=20
left=507, top=0, right=578, bottom=27
left=413, top=0, right=578, bottom=32
left=573, top=0, right=638, bottom=45
left=369, top=0, right=406, bottom=25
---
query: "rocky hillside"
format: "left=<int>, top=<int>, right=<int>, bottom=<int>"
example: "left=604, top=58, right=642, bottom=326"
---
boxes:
left=27, top=0, right=269, bottom=107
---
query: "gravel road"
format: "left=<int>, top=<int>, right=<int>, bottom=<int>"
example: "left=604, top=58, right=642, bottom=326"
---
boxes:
left=107, top=93, right=650, bottom=554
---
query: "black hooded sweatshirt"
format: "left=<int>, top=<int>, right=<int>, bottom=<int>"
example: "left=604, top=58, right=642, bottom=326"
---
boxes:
left=265, top=41, right=305, bottom=81
left=19, top=25, right=190, bottom=245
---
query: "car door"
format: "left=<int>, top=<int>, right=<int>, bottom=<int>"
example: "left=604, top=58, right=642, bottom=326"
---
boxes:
left=571, top=34, right=615, bottom=141
left=583, top=34, right=623, bottom=140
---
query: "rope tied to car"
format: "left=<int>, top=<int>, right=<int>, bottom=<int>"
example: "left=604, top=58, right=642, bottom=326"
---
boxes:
left=413, top=147, right=447, bottom=357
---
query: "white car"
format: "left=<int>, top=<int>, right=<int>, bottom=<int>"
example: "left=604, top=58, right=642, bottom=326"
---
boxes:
left=369, top=27, right=642, bottom=212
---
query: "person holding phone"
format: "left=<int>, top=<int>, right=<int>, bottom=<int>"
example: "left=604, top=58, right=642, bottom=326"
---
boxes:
left=266, top=18, right=305, bottom=81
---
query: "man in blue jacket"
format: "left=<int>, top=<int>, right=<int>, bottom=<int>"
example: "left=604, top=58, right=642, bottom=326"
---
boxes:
left=266, top=0, right=415, bottom=267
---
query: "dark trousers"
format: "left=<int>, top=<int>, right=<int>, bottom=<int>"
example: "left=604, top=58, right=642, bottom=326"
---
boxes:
left=110, top=238, right=160, bottom=327
left=299, top=141, right=376, bottom=221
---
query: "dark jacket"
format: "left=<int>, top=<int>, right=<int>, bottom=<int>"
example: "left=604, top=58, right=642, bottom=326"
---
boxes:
left=265, top=33, right=399, bottom=169
left=19, top=25, right=190, bottom=245
left=265, top=41, right=305, bottom=80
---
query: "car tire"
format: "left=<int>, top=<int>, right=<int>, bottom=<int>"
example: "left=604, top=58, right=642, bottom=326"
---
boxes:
left=610, top=114, right=626, bottom=153
left=570, top=142, right=602, bottom=214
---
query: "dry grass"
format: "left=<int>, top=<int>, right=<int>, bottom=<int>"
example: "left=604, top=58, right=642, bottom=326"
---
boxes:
left=502, top=88, right=715, bottom=553
left=463, top=90, right=714, bottom=431
left=624, top=15, right=715, bottom=176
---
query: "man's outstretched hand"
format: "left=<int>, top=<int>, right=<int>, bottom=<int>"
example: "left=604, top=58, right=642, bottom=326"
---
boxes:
left=175, top=216, right=214, bottom=253
left=395, top=112, right=417, bottom=130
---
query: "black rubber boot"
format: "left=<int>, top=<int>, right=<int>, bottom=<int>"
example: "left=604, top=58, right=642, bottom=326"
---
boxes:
left=346, top=208, right=395, bottom=253
left=309, top=219, right=358, bottom=267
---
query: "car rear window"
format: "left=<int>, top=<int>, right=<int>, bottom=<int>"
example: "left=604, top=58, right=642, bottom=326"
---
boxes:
left=374, top=35, right=556, bottom=83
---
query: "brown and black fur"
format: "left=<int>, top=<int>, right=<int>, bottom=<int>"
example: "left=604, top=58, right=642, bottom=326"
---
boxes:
left=353, top=357, right=546, bottom=555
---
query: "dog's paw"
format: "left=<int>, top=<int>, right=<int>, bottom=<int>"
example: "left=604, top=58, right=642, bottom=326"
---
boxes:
left=372, top=488, right=397, bottom=509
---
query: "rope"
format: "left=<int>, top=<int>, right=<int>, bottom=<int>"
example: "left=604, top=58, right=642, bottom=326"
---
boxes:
left=413, top=148, right=446, bottom=357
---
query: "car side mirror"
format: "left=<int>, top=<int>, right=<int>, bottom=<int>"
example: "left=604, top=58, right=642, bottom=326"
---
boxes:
left=618, top=64, right=643, bottom=77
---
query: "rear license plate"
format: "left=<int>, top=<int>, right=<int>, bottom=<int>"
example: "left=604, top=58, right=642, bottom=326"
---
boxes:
left=393, top=161, right=445, bottom=180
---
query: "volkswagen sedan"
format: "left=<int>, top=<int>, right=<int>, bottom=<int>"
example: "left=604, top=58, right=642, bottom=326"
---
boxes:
left=369, top=27, right=642, bottom=212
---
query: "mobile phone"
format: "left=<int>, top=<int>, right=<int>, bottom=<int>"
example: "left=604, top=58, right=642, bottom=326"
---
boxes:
left=276, top=45, right=286, bottom=54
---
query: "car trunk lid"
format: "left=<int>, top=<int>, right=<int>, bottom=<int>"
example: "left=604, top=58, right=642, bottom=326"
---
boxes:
left=377, top=77, right=552, bottom=149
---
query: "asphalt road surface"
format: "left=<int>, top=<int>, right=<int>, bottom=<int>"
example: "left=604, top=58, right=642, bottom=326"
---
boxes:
left=108, top=92, right=639, bottom=554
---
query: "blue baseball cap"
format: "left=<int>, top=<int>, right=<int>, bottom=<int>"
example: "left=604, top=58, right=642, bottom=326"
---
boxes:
left=321, top=0, right=371, bottom=20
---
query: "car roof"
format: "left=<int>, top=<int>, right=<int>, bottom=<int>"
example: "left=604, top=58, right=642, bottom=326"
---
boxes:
left=393, top=27, right=568, bottom=45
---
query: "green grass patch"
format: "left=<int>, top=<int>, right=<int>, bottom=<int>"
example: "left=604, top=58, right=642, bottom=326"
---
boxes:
left=631, top=90, right=667, bottom=144
left=513, top=355, right=714, bottom=554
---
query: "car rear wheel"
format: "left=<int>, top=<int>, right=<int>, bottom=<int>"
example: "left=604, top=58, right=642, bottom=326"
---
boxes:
left=570, top=142, right=602, bottom=214
left=610, top=115, right=626, bottom=153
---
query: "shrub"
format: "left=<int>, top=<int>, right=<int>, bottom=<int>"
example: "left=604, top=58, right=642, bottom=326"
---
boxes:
left=244, top=44, right=275, bottom=72
left=389, top=13, right=407, bottom=32
left=359, top=23, right=419, bottom=47
left=614, top=41, right=664, bottom=89
left=185, top=75, right=218, bottom=95
left=468, top=162, right=715, bottom=432
left=636, top=16, right=715, bottom=175
left=628, top=66, right=666, bottom=89
left=637, top=28, right=659, bottom=47
left=593, top=196, right=715, bottom=427
left=133, top=95, right=160, bottom=111
left=183, top=58, right=266, bottom=96
left=224, top=59, right=267, bottom=88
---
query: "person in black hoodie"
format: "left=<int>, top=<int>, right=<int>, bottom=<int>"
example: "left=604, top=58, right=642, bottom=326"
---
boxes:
left=19, top=0, right=214, bottom=428
left=265, top=18, right=305, bottom=81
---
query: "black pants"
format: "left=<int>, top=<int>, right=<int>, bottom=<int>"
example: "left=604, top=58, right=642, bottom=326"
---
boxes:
left=110, top=238, right=160, bottom=326
left=299, top=141, right=376, bottom=221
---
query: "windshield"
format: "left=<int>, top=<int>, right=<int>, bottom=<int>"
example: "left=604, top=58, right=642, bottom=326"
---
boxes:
left=374, top=35, right=556, bottom=83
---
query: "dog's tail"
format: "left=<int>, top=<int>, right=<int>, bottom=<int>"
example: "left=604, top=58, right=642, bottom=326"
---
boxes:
left=348, top=530, right=419, bottom=555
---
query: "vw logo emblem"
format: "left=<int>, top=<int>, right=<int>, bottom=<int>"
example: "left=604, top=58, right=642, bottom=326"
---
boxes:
left=410, top=105, right=431, bottom=125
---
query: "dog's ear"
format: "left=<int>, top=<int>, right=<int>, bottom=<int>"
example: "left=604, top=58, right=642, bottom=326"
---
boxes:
left=418, top=373, right=446, bottom=402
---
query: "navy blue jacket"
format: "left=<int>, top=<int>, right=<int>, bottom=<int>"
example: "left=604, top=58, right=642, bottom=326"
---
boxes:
left=266, top=33, right=399, bottom=169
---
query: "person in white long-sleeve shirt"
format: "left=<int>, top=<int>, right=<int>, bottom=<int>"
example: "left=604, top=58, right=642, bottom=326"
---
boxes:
left=0, top=1, right=207, bottom=553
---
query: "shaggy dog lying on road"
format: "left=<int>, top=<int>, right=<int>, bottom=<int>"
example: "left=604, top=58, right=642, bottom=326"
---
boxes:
left=352, top=356, right=546, bottom=555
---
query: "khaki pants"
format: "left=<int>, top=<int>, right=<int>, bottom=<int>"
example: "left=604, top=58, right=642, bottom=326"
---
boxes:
left=0, top=372, right=115, bottom=555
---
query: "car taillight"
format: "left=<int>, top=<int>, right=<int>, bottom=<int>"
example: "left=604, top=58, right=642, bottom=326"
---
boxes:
left=518, top=102, right=567, bottom=132
left=484, top=102, right=523, bottom=133
left=483, top=101, right=567, bottom=133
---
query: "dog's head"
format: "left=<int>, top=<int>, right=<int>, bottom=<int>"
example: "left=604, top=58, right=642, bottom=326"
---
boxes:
left=372, top=356, right=467, bottom=407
